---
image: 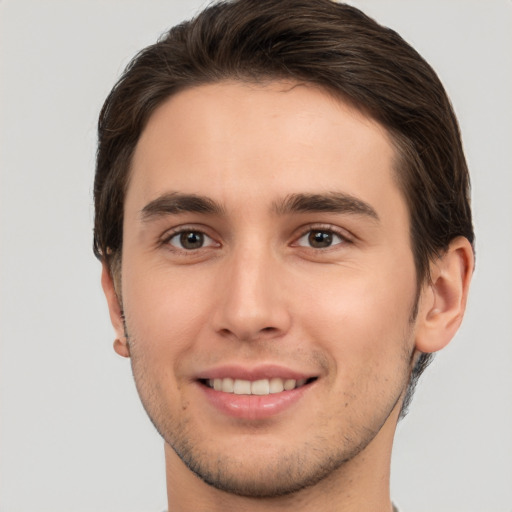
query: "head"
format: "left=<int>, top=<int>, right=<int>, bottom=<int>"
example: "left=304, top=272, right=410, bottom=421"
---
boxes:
left=94, top=0, right=474, bottom=498
left=94, top=0, right=473, bottom=413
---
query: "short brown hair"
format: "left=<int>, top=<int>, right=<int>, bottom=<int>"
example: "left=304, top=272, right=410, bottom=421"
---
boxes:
left=93, top=0, right=474, bottom=414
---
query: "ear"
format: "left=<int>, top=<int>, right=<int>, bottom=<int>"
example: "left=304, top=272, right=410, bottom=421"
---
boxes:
left=101, top=262, right=130, bottom=358
left=415, top=237, right=474, bottom=353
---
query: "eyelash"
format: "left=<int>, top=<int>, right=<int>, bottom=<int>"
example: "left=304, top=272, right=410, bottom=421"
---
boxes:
left=159, top=224, right=353, bottom=253
left=161, top=227, right=219, bottom=252
left=293, top=224, right=353, bottom=250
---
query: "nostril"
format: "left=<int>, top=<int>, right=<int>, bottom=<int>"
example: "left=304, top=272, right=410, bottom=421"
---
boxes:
left=215, top=322, right=286, bottom=342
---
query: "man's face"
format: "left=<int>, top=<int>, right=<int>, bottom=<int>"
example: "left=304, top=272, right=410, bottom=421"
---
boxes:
left=116, top=81, right=422, bottom=496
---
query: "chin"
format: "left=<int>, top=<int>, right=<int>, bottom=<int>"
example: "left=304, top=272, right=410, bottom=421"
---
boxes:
left=181, top=451, right=343, bottom=498
left=163, top=425, right=369, bottom=499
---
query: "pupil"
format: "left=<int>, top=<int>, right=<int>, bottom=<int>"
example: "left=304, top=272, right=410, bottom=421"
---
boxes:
left=309, top=230, right=332, bottom=248
left=180, top=231, right=204, bottom=249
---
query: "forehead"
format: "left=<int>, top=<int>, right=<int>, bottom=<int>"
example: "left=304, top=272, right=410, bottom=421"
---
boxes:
left=127, top=80, right=403, bottom=220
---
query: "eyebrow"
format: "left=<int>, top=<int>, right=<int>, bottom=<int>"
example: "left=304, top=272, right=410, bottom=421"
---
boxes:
left=140, top=192, right=225, bottom=221
left=140, top=191, right=379, bottom=222
left=272, top=192, right=379, bottom=221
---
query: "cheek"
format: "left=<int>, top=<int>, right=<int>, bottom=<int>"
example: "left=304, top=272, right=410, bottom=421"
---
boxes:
left=294, top=260, right=417, bottom=370
left=294, top=264, right=417, bottom=424
left=122, top=263, right=215, bottom=358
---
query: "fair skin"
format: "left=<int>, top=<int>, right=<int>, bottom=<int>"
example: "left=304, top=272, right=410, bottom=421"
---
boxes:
left=102, top=81, right=473, bottom=512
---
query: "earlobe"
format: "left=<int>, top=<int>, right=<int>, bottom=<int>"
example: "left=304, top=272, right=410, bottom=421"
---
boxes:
left=113, top=337, right=130, bottom=358
left=101, top=262, right=130, bottom=358
left=415, top=237, right=474, bottom=353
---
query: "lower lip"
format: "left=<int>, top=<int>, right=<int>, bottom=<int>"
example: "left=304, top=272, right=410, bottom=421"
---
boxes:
left=199, top=382, right=313, bottom=420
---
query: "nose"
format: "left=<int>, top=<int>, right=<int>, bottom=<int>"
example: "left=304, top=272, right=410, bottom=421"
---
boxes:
left=212, top=244, right=292, bottom=342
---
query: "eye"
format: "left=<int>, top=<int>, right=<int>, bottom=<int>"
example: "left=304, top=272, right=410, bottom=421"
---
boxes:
left=166, top=230, right=217, bottom=250
left=296, top=229, right=345, bottom=249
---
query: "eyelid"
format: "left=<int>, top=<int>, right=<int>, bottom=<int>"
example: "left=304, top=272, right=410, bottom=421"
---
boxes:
left=291, top=223, right=354, bottom=248
left=160, top=225, right=221, bottom=249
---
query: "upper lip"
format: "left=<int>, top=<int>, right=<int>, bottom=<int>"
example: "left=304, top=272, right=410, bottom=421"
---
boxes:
left=195, top=364, right=317, bottom=381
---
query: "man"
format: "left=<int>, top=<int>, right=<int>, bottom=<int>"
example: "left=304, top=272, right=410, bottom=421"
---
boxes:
left=94, top=1, right=474, bottom=510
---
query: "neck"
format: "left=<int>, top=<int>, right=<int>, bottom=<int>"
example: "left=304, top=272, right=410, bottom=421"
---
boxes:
left=164, top=409, right=399, bottom=512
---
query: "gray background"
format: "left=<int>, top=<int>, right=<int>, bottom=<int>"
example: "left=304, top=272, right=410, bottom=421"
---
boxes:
left=1, top=1, right=511, bottom=511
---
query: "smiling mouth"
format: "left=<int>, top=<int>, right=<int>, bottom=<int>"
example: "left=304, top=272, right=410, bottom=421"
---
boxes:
left=200, top=377, right=317, bottom=396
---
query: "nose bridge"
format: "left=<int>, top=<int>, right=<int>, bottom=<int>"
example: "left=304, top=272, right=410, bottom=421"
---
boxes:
left=214, top=237, right=290, bottom=341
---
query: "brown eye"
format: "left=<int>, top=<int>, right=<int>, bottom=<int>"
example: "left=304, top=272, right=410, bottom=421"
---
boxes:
left=180, top=231, right=204, bottom=249
left=168, top=230, right=215, bottom=250
left=308, top=230, right=333, bottom=248
left=296, top=229, right=344, bottom=249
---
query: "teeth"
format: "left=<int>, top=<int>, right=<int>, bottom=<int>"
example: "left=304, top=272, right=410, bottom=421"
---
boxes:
left=207, top=377, right=310, bottom=395
left=269, top=377, right=284, bottom=393
left=251, top=379, right=270, bottom=395
left=234, top=379, right=251, bottom=395
left=284, top=379, right=296, bottom=391
left=214, top=377, right=233, bottom=392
